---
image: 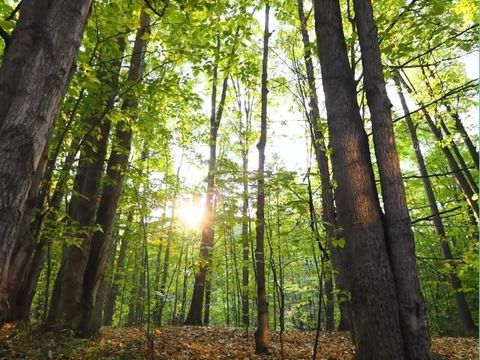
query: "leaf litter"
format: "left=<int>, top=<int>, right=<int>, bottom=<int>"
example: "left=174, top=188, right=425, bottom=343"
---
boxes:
left=0, top=324, right=476, bottom=359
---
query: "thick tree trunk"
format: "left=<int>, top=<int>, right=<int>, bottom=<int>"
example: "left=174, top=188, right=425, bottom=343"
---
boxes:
left=297, top=0, right=352, bottom=332
left=254, top=4, right=270, bottom=354
left=395, top=75, right=477, bottom=337
left=353, top=0, right=431, bottom=357
left=0, top=0, right=92, bottom=325
left=313, top=0, right=405, bottom=357
left=79, top=11, right=150, bottom=337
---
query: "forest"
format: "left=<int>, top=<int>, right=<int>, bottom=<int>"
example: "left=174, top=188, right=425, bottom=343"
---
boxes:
left=0, top=0, right=478, bottom=359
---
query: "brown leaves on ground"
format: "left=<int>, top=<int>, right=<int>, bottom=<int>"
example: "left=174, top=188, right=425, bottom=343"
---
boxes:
left=0, top=324, right=477, bottom=359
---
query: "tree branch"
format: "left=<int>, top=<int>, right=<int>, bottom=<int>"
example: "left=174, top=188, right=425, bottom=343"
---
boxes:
left=411, top=206, right=462, bottom=224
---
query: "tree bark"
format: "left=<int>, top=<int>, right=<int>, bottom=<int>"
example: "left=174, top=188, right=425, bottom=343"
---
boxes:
left=313, top=0, right=405, bottom=357
left=254, top=4, right=270, bottom=354
left=395, top=74, right=477, bottom=336
left=353, top=0, right=431, bottom=357
left=0, top=0, right=92, bottom=325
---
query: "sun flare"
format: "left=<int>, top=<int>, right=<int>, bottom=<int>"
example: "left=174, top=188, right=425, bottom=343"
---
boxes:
left=177, top=201, right=205, bottom=229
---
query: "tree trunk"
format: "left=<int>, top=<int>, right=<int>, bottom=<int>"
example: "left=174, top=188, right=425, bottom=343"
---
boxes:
left=313, top=0, right=405, bottom=357
left=157, top=189, right=178, bottom=326
left=254, top=4, right=270, bottom=354
left=4, top=142, right=49, bottom=322
left=297, top=0, right=352, bottom=333
left=241, top=126, right=250, bottom=331
left=395, top=74, right=477, bottom=336
left=79, top=10, right=150, bottom=336
left=403, top=70, right=480, bottom=223
left=353, top=0, right=431, bottom=357
left=438, top=119, right=478, bottom=192
left=0, top=0, right=92, bottom=325
left=103, top=215, right=130, bottom=326
left=449, top=107, right=479, bottom=168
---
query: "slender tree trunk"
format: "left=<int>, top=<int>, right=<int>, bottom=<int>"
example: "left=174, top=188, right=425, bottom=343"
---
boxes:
left=313, top=0, right=405, bottom=357
left=397, top=74, right=480, bottom=223
left=254, top=4, right=270, bottom=354
left=0, top=0, right=92, bottom=325
left=353, top=0, right=431, bottom=357
left=448, top=107, right=479, bottom=168
left=103, top=215, right=131, bottom=326
left=438, top=119, right=478, bottom=192
left=395, top=75, right=477, bottom=336
left=179, top=242, right=190, bottom=323
left=79, top=10, right=150, bottom=336
left=241, top=150, right=250, bottom=331
left=402, top=70, right=480, bottom=222
left=184, top=43, right=229, bottom=325
left=157, top=184, right=179, bottom=326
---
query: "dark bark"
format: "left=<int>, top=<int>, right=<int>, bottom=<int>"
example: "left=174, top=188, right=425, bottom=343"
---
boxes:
left=254, top=4, right=270, bottom=354
left=79, top=10, right=150, bottom=336
left=395, top=74, right=477, bottom=337
left=297, top=0, right=352, bottom=332
left=0, top=0, right=92, bottom=325
left=313, top=0, right=405, bottom=357
left=353, top=0, right=431, bottom=357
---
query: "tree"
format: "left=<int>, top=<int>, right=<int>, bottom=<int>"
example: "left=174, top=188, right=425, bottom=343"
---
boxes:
left=296, top=0, right=351, bottom=332
left=80, top=9, right=151, bottom=336
left=395, top=72, right=477, bottom=336
left=254, top=3, right=270, bottom=354
left=313, top=0, right=406, bottom=357
left=0, top=0, right=92, bottom=326
left=353, top=0, right=431, bottom=356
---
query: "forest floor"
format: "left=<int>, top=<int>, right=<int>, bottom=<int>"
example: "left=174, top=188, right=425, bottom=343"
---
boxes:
left=0, top=324, right=477, bottom=359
